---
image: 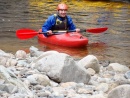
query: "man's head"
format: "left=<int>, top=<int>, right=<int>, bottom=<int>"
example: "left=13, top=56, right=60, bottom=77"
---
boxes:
left=57, top=3, right=68, bottom=17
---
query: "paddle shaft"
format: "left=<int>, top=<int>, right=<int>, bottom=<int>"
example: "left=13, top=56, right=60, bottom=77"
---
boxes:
left=41, top=30, right=86, bottom=35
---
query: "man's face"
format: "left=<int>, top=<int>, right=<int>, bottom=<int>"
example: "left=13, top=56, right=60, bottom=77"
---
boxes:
left=58, top=9, right=67, bottom=17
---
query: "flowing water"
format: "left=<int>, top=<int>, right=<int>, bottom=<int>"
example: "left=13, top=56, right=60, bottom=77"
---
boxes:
left=0, top=0, right=130, bottom=66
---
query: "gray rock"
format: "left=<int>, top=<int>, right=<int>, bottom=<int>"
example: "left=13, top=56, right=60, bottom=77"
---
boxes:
left=0, top=84, right=6, bottom=91
left=29, top=46, right=44, bottom=57
left=15, top=50, right=27, bottom=59
left=108, top=84, right=130, bottom=98
left=27, top=74, right=50, bottom=86
left=0, top=65, right=34, bottom=97
left=124, top=71, right=130, bottom=79
left=0, top=57, right=7, bottom=66
left=4, top=84, right=18, bottom=94
left=78, top=55, right=100, bottom=73
left=35, top=53, right=90, bottom=84
left=95, top=83, right=109, bottom=93
left=88, top=94, right=106, bottom=98
left=107, top=63, right=129, bottom=73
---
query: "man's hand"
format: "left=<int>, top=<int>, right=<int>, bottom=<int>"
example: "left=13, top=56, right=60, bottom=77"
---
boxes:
left=47, top=30, right=53, bottom=35
left=75, top=28, right=80, bottom=33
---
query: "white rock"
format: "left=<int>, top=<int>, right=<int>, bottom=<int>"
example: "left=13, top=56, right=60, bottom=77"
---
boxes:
left=0, top=57, right=7, bottom=66
left=15, top=50, right=27, bottom=59
left=86, top=68, right=96, bottom=76
left=108, top=84, right=130, bottom=98
left=108, top=63, right=129, bottom=72
left=78, top=55, right=100, bottom=73
left=35, top=53, right=90, bottom=84
left=96, top=83, right=109, bottom=93
left=88, top=94, right=106, bottom=98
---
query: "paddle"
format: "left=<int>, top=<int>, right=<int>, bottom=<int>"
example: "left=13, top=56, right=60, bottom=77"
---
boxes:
left=16, top=27, right=108, bottom=40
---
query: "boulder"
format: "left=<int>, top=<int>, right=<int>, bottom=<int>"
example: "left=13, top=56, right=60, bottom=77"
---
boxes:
left=108, top=84, right=130, bottom=98
left=15, top=50, right=27, bottom=59
left=34, top=53, right=90, bottom=84
left=78, top=55, right=100, bottom=73
left=107, top=63, right=129, bottom=73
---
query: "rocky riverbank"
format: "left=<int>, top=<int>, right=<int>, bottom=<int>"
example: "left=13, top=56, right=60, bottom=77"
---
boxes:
left=0, top=46, right=130, bottom=98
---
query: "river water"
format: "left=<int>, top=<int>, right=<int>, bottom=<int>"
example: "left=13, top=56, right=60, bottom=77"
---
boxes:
left=0, top=0, right=130, bottom=66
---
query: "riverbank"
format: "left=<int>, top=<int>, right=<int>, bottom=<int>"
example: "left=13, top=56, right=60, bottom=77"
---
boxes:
left=0, top=46, right=130, bottom=98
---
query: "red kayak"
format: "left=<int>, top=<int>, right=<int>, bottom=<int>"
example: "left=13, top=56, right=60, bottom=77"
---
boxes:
left=38, top=29, right=88, bottom=47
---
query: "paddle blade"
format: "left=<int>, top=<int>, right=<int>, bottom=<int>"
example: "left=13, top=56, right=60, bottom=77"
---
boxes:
left=16, top=29, right=38, bottom=40
left=86, top=27, right=108, bottom=33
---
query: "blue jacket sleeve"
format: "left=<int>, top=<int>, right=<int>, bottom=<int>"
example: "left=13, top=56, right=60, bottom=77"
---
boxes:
left=67, top=16, right=76, bottom=30
left=42, top=15, right=55, bottom=37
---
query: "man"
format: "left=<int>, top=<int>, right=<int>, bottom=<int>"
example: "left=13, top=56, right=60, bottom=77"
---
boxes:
left=42, top=3, right=80, bottom=37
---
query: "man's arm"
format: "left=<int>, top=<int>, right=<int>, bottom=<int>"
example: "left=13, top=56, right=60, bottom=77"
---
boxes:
left=67, top=16, right=76, bottom=30
left=42, top=15, right=55, bottom=37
